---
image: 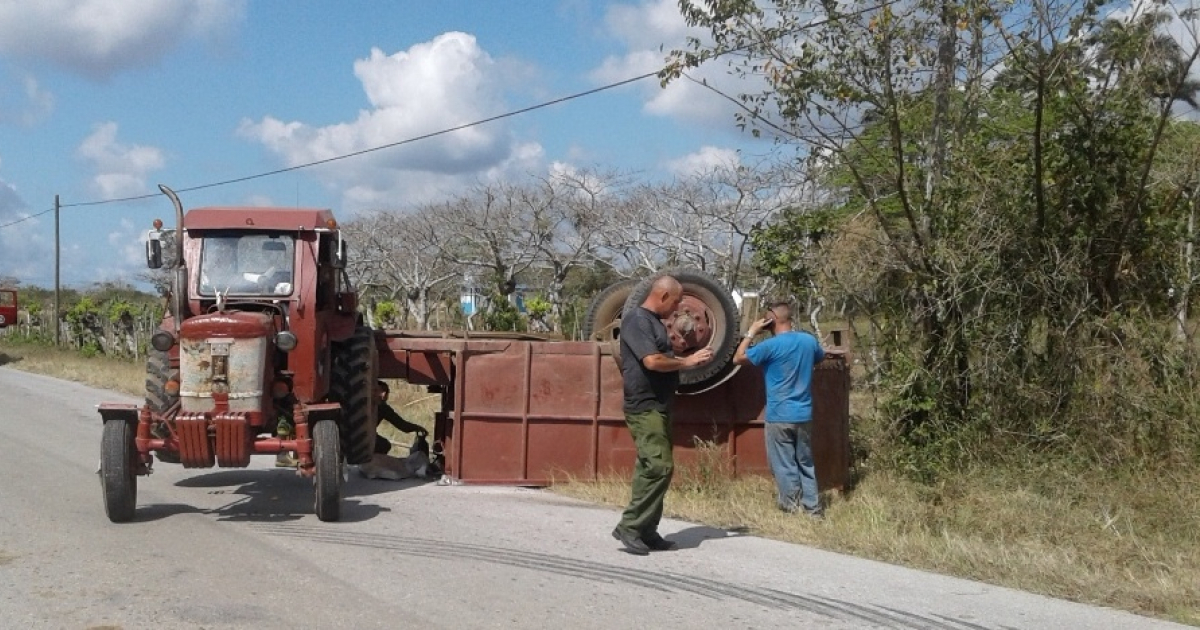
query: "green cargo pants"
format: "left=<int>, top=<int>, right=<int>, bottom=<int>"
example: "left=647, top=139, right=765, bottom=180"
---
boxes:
left=617, top=408, right=674, bottom=537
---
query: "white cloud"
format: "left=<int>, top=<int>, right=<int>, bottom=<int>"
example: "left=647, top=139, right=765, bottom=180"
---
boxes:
left=663, top=146, right=741, bottom=177
left=76, top=122, right=166, bottom=199
left=0, top=0, right=245, bottom=80
left=239, top=32, right=545, bottom=212
left=0, top=72, right=55, bottom=125
left=592, top=0, right=762, bottom=128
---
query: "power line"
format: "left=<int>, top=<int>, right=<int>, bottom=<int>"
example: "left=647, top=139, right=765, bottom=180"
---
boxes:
left=0, top=207, right=54, bottom=229
left=61, top=71, right=660, bottom=210
left=0, top=70, right=659, bottom=230
left=3, top=1, right=896, bottom=229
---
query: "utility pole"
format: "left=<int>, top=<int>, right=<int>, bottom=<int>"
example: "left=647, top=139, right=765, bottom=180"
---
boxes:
left=54, top=194, right=60, bottom=346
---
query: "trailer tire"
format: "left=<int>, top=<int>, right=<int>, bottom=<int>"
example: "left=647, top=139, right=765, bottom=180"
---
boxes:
left=582, top=278, right=638, bottom=342
left=101, top=420, right=137, bottom=523
left=330, top=326, right=378, bottom=466
left=312, top=419, right=342, bottom=522
left=622, top=268, right=740, bottom=391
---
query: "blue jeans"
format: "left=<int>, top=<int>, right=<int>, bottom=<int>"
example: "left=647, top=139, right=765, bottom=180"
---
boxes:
left=764, top=422, right=818, bottom=512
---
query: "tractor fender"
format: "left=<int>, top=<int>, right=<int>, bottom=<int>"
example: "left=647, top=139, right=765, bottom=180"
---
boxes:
left=98, top=403, right=140, bottom=424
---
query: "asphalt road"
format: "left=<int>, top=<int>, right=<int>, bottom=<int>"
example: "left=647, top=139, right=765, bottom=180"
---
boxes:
left=0, top=366, right=1190, bottom=630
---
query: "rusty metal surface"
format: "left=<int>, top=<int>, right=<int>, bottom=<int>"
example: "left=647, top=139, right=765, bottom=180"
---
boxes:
left=176, top=412, right=215, bottom=468
left=178, top=314, right=273, bottom=414
left=184, top=206, right=336, bottom=231
left=214, top=412, right=252, bottom=467
left=435, top=339, right=851, bottom=491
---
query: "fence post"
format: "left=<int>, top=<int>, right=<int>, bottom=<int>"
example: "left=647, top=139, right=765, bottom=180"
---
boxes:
left=54, top=194, right=61, bottom=347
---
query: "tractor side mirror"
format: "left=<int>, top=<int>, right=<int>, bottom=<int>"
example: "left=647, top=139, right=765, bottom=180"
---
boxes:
left=146, top=234, right=163, bottom=269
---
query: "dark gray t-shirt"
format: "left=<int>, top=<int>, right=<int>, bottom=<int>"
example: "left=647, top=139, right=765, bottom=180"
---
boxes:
left=620, top=305, right=679, bottom=413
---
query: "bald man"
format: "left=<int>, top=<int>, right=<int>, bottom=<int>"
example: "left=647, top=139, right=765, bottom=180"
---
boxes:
left=612, top=275, right=714, bottom=555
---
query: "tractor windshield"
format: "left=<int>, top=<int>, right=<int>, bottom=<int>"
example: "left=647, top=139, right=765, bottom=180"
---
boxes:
left=198, top=233, right=295, bottom=297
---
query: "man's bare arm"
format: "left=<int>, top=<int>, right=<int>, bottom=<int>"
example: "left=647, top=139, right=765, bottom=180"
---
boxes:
left=642, top=348, right=714, bottom=372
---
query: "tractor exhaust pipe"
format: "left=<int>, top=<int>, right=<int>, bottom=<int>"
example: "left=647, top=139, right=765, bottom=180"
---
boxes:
left=158, top=184, right=187, bottom=335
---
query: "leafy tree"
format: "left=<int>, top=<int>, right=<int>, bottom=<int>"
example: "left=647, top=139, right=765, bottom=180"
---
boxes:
left=671, top=0, right=1200, bottom=474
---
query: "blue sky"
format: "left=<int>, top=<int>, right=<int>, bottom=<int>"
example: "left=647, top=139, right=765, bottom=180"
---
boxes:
left=0, top=0, right=772, bottom=288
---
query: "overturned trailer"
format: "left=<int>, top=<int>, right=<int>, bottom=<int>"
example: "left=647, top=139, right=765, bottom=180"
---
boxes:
left=377, top=312, right=852, bottom=492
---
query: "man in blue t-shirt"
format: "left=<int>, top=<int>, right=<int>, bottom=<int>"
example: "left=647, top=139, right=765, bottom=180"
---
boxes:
left=733, top=299, right=829, bottom=517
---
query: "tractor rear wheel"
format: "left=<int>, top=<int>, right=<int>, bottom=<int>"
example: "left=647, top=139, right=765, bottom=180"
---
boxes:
left=145, top=348, right=177, bottom=414
left=622, top=267, right=740, bottom=393
left=312, top=419, right=342, bottom=522
left=330, top=326, right=378, bottom=466
left=101, top=420, right=137, bottom=523
left=146, top=348, right=180, bottom=464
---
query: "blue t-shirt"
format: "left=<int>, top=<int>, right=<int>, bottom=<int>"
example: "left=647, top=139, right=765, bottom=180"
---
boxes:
left=744, top=330, right=825, bottom=423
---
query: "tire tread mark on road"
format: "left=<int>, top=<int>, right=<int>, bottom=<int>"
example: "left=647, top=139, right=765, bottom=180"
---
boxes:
left=764, top=589, right=947, bottom=629
left=875, top=604, right=984, bottom=630
left=266, top=528, right=678, bottom=595
left=256, top=524, right=1000, bottom=630
left=928, top=612, right=996, bottom=630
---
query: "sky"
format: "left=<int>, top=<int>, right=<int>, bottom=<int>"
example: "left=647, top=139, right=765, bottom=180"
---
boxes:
left=0, top=0, right=775, bottom=289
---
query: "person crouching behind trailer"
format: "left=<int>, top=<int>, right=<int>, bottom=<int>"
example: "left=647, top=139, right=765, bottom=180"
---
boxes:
left=357, top=380, right=432, bottom=480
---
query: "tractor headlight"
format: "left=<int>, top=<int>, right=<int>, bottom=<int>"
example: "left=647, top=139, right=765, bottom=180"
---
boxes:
left=275, top=331, right=298, bottom=352
left=150, top=330, right=176, bottom=352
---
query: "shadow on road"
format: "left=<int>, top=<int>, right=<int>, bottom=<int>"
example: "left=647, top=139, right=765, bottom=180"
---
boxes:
left=112, top=467, right=435, bottom=524
left=667, top=524, right=751, bottom=550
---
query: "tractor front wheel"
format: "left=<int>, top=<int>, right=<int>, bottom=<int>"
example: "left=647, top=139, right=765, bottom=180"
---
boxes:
left=313, top=419, right=342, bottom=522
left=101, top=420, right=137, bottom=523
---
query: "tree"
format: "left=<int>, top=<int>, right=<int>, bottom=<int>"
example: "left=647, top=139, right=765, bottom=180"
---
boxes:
left=344, top=209, right=459, bottom=330
left=670, top=0, right=1200, bottom=471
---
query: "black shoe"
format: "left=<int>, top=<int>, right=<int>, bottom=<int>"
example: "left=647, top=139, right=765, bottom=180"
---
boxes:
left=611, top=527, right=649, bottom=555
left=642, top=533, right=676, bottom=551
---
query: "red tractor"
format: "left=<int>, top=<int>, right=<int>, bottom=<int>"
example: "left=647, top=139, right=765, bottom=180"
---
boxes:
left=98, top=186, right=378, bottom=522
left=0, top=287, right=16, bottom=329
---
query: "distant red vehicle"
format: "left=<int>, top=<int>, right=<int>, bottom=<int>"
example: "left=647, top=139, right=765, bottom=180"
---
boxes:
left=0, top=288, right=16, bottom=329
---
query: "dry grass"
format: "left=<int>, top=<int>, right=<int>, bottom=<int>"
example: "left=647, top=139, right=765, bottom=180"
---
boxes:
left=376, top=380, right=440, bottom=454
left=3, top=338, right=1198, bottom=625
left=0, top=341, right=144, bottom=397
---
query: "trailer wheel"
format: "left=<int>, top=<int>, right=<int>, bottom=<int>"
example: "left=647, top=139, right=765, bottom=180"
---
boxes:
left=622, top=268, right=740, bottom=392
left=101, top=420, right=137, bottom=523
left=330, top=326, right=378, bottom=466
left=582, top=278, right=638, bottom=342
left=312, top=419, right=342, bottom=522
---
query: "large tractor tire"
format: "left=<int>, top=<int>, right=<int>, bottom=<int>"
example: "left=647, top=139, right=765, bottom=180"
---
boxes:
left=312, top=419, right=342, bottom=522
left=581, top=278, right=638, bottom=342
left=101, top=420, right=137, bottom=523
left=330, top=326, right=378, bottom=466
left=146, top=348, right=177, bottom=415
left=622, top=268, right=740, bottom=393
left=146, top=348, right=180, bottom=464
